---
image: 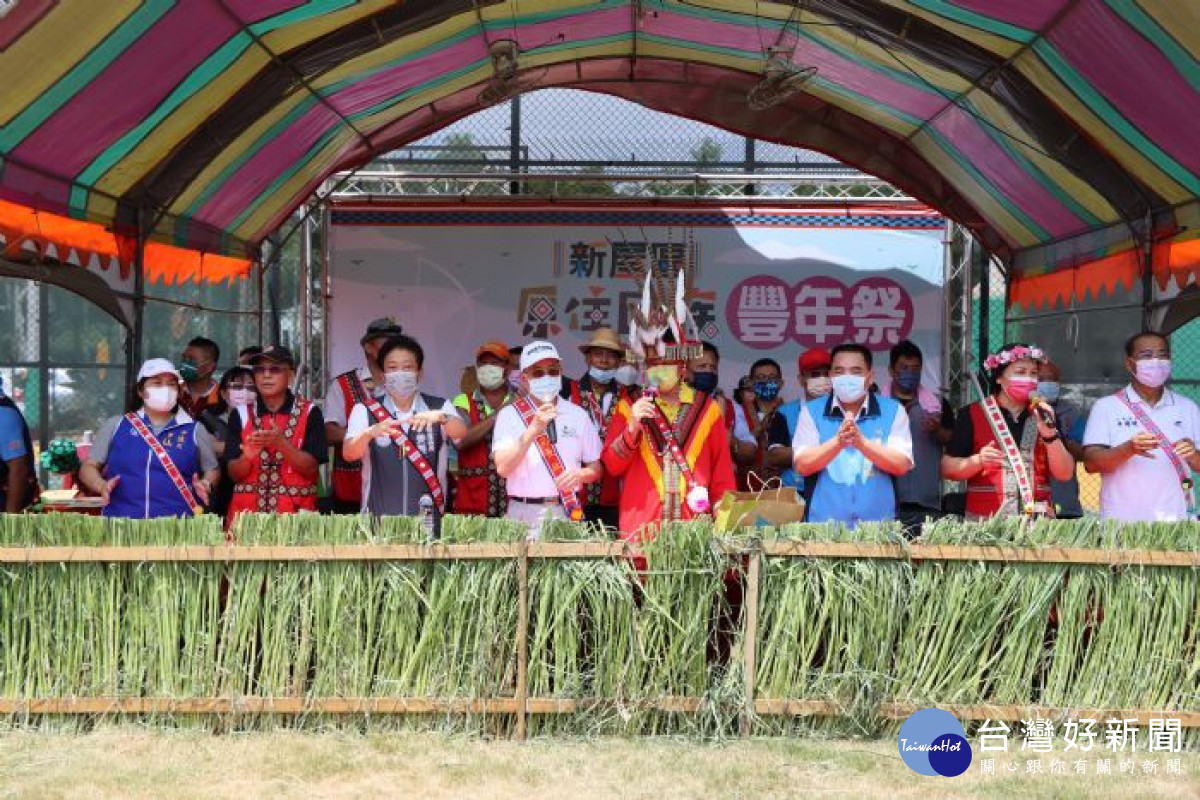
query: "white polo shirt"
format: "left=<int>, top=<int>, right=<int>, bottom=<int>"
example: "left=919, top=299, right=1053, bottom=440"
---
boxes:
left=1083, top=386, right=1200, bottom=522
left=492, top=397, right=602, bottom=498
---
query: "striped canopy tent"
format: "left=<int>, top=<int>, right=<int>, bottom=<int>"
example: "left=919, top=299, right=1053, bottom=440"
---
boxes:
left=1, top=0, right=1197, bottom=306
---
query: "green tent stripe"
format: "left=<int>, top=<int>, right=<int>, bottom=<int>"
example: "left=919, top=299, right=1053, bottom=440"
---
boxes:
left=70, top=0, right=362, bottom=218
left=903, top=0, right=1035, bottom=43
left=1109, top=0, right=1199, bottom=91
left=0, top=0, right=176, bottom=151
left=1031, top=39, right=1200, bottom=195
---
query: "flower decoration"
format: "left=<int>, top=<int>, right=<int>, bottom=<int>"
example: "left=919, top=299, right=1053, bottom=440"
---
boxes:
left=983, top=344, right=1046, bottom=373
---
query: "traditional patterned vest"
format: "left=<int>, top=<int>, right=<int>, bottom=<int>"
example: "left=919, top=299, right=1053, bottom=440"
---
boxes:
left=229, top=398, right=318, bottom=518
left=567, top=376, right=627, bottom=507
left=964, top=401, right=1051, bottom=519
left=454, top=392, right=507, bottom=517
left=331, top=371, right=370, bottom=504
left=104, top=412, right=201, bottom=519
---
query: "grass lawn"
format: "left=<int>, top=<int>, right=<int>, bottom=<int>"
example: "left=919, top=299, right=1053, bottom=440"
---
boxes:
left=0, top=728, right=1196, bottom=799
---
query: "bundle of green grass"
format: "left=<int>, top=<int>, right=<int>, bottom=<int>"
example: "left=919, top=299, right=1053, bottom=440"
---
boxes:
left=0, top=513, right=1194, bottom=745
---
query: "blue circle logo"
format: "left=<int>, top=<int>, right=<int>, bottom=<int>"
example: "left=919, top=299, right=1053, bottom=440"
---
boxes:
left=897, top=708, right=972, bottom=777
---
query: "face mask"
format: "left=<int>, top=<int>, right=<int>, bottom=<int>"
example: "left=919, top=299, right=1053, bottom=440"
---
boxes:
left=753, top=380, right=781, bottom=402
left=1135, top=358, right=1172, bottom=388
left=615, top=365, right=638, bottom=386
left=894, top=369, right=920, bottom=393
left=1036, top=381, right=1060, bottom=403
left=831, top=375, right=866, bottom=404
left=144, top=386, right=178, bottom=413
left=227, top=388, right=256, bottom=408
left=507, top=369, right=523, bottom=391
left=179, top=362, right=200, bottom=383
left=1004, top=376, right=1037, bottom=403
left=690, top=370, right=719, bottom=395
left=805, top=376, right=831, bottom=398
left=646, top=365, right=681, bottom=394
left=476, top=364, right=506, bottom=390
left=529, top=375, right=561, bottom=402
left=588, top=366, right=617, bottom=384
left=385, top=370, right=419, bottom=399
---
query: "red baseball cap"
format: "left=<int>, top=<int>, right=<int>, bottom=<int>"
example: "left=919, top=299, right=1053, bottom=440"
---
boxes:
left=798, top=348, right=831, bottom=373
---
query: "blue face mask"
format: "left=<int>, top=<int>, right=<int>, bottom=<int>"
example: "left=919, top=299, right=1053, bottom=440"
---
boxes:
left=690, top=371, right=719, bottom=394
left=753, top=380, right=781, bottom=402
left=588, top=366, right=617, bottom=384
left=894, top=368, right=920, bottom=393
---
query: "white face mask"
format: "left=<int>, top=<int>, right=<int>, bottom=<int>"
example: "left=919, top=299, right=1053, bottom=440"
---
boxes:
left=144, top=386, right=178, bottom=413
left=831, top=375, right=867, bottom=404
left=528, top=375, right=561, bottom=402
left=227, top=388, right=256, bottom=408
left=615, top=365, right=638, bottom=386
left=476, top=364, right=506, bottom=391
left=588, top=366, right=617, bottom=384
left=385, top=370, right=419, bottom=399
left=805, top=376, right=832, bottom=398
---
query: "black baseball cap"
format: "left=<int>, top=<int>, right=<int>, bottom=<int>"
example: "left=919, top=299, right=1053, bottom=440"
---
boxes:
left=250, top=345, right=296, bottom=368
left=361, top=317, right=403, bottom=346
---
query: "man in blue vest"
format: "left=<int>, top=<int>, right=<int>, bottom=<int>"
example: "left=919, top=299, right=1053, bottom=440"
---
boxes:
left=791, top=343, right=913, bottom=526
left=0, top=374, right=38, bottom=512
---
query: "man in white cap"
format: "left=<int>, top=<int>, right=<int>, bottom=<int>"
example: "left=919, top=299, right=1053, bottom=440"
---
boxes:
left=492, top=340, right=604, bottom=539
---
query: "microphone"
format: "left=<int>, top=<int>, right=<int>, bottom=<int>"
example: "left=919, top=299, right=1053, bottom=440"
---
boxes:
left=547, top=419, right=557, bottom=444
left=1029, top=392, right=1056, bottom=429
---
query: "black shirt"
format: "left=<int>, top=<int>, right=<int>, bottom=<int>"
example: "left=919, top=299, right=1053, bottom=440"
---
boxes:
left=765, top=412, right=794, bottom=449
left=947, top=402, right=1031, bottom=458
left=225, top=391, right=328, bottom=464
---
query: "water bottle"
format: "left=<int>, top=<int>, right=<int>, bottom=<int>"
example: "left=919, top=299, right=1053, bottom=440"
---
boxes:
left=418, top=494, right=435, bottom=536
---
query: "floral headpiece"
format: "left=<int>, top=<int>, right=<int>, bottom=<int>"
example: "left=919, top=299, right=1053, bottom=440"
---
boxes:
left=983, top=344, right=1046, bottom=374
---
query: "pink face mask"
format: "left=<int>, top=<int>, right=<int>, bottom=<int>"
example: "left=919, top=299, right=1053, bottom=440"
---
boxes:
left=1134, top=358, right=1172, bottom=388
left=1004, top=376, right=1037, bottom=403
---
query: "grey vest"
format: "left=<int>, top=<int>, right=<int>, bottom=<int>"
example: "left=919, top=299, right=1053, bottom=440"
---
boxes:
left=366, top=393, right=445, bottom=535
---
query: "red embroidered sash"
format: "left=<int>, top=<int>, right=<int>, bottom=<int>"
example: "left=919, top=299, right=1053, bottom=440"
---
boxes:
left=1115, top=390, right=1196, bottom=513
left=124, top=413, right=201, bottom=515
left=364, top=396, right=445, bottom=512
left=576, top=381, right=620, bottom=505
left=647, top=404, right=698, bottom=492
left=979, top=395, right=1041, bottom=515
left=514, top=396, right=585, bottom=521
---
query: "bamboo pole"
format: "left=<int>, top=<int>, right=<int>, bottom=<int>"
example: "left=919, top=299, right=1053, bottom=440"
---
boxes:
left=514, top=537, right=530, bottom=741
left=740, top=548, right=762, bottom=736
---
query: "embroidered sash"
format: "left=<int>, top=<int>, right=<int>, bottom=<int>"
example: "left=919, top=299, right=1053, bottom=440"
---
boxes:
left=365, top=396, right=445, bottom=512
left=514, top=396, right=584, bottom=521
left=1115, top=390, right=1196, bottom=514
left=124, top=413, right=201, bottom=515
left=979, top=395, right=1043, bottom=516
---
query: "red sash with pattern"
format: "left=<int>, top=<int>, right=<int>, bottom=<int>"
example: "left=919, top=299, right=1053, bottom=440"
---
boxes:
left=123, top=413, right=201, bottom=515
left=365, top=396, right=445, bottom=512
left=647, top=404, right=698, bottom=491
left=514, top=396, right=585, bottom=521
left=980, top=395, right=1043, bottom=516
left=1115, top=390, right=1197, bottom=514
left=572, top=378, right=622, bottom=505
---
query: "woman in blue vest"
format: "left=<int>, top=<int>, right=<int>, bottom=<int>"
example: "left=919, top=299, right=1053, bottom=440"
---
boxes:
left=791, top=343, right=914, bottom=526
left=78, top=358, right=220, bottom=518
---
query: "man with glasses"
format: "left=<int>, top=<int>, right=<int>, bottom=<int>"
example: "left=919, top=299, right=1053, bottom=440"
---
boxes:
left=492, top=340, right=603, bottom=540
left=1083, top=330, right=1200, bottom=521
left=225, top=346, right=328, bottom=527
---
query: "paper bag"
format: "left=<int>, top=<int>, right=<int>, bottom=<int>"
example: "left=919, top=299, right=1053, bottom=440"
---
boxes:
left=715, top=487, right=806, bottom=532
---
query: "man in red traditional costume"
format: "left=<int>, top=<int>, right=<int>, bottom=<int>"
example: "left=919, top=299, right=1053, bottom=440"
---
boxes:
left=601, top=265, right=735, bottom=543
left=225, top=346, right=327, bottom=528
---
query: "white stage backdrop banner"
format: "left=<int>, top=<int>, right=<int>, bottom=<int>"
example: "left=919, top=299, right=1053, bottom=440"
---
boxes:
left=328, top=202, right=947, bottom=401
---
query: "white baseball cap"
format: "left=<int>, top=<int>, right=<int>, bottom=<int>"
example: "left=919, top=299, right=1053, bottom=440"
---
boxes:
left=137, top=358, right=182, bottom=382
left=519, top=340, right=560, bottom=372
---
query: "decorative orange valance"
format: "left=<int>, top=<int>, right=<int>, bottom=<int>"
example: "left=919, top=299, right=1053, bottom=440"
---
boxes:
left=0, top=199, right=252, bottom=283
left=1009, top=234, right=1200, bottom=312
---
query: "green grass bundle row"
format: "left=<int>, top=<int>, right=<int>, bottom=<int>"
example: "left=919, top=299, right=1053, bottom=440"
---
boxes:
left=0, top=513, right=1196, bottom=743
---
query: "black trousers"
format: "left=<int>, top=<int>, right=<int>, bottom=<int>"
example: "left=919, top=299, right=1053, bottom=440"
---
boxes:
left=583, top=503, right=620, bottom=533
left=896, top=503, right=946, bottom=539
